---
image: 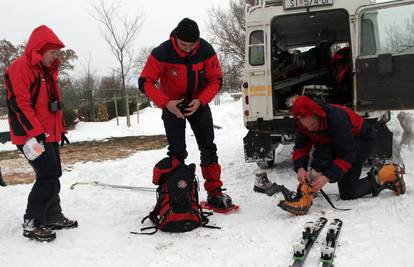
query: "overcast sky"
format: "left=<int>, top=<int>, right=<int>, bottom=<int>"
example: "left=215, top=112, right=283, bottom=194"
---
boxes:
left=0, top=0, right=227, bottom=79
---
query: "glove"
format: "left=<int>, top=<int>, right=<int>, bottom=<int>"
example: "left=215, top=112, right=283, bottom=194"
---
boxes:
left=35, top=133, right=47, bottom=143
left=60, top=133, right=70, bottom=147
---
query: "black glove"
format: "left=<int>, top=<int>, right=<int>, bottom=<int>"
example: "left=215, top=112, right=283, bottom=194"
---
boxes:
left=35, top=133, right=47, bottom=143
left=60, top=133, right=70, bottom=147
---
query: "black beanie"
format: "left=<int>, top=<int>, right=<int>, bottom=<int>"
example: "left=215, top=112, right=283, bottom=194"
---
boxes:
left=174, top=18, right=200, bottom=42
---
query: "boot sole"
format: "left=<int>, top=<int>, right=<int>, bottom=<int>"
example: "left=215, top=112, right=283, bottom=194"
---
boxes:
left=253, top=186, right=267, bottom=193
left=23, top=230, right=56, bottom=242
left=277, top=202, right=310, bottom=216
left=46, top=221, right=78, bottom=230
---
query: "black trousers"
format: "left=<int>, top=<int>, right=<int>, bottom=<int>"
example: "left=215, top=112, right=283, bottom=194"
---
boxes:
left=18, top=142, right=63, bottom=226
left=162, top=105, right=218, bottom=166
left=311, top=129, right=376, bottom=200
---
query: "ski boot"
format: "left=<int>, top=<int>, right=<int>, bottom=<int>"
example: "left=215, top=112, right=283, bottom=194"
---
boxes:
left=278, top=184, right=314, bottom=216
left=377, top=164, right=406, bottom=196
left=254, top=172, right=273, bottom=193
left=46, top=215, right=78, bottom=230
left=201, top=189, right=239, bottom=213
left=22, top=219, right=56, bottom=242
left=207, top=190, right=233, bottom=210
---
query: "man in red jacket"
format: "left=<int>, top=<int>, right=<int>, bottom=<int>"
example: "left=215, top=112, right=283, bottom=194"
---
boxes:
left=139, top=18, right=233, bottom=211
left=278, top=96, right=405, bottom=215
left=5, top=25, right=77, bottom=241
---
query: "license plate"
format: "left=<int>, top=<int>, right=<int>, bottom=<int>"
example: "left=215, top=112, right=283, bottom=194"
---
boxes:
left=284, top=0, right=333, bottom=10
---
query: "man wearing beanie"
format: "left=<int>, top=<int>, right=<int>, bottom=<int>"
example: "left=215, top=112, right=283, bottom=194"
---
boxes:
left=4, top=25, right=77, bottom=242
left=139, top=18, right=235, bottom=212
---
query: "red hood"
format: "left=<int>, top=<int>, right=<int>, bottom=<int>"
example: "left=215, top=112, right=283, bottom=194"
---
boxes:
left=24, top=25, right=65, bottom=70
left=291, top=96, right=326, bottom=119
left=170, top=35, right=200, bottom=58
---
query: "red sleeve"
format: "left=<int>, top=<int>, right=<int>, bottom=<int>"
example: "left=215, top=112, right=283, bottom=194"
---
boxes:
left=197, top=54, right=223, bottom=106
left=139, top=54, right=170, bottom=108
left=5, top=66, right=45, bottom=138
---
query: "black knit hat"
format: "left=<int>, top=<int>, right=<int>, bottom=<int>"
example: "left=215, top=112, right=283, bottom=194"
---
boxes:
left=174, top=18, right=200, bottom=42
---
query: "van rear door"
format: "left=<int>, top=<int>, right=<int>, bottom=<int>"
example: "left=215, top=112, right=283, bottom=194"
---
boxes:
left=355, top=0, right=414, bottom=110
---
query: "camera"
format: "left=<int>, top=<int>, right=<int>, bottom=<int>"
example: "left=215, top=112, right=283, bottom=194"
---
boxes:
left=49, top=101, right=63, bottom=112
left=177, top=97, right=191, bottom=113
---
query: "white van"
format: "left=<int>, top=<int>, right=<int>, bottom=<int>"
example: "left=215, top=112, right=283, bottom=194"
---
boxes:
left=242, top=0, right=414, bottom=168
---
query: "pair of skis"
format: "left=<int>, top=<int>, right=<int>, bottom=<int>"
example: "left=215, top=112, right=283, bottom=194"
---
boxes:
left=290, top=217, right=343, bottom=267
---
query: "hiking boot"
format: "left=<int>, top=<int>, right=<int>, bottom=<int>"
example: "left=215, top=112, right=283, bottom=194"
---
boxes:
left=46, top=216, right=78, bottom=230
left=254, top=172, right=273, bottom=193
left=207, top=191, right=233, bottom=210
left=377, top=164, right=406, bottom=196
left=22, top=219, right=56, bottom=242
left=278, top=184, right=314, bottom=216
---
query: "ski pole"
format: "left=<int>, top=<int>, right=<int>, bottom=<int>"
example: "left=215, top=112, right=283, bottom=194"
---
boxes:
left=70, top=181, right=156, bottom=192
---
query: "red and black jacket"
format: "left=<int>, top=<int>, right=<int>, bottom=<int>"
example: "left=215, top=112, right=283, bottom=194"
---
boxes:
left=4, top=25, right=66, bottom=145
left=138, top=34, right=223, bottom=108
left=292, top=96, right=370, bottom=182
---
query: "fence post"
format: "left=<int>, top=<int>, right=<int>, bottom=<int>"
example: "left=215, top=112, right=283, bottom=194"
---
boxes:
left=114, top=94, right=119, bottom=126
left=214, top=93, right=221, bottom=106
left=126, top=94, right=131, bottom=127
left=136, top=94, right=140, bottom=124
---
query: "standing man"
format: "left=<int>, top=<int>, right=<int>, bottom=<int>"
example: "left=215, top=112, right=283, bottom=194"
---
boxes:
left=5, top=25, right=77, bottom=242
left=278, top=96, right=405, bottom=215
left=139, top=18, right=233, bottom=211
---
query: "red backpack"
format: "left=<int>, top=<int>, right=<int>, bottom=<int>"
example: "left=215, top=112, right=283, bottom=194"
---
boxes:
left=140, top=157, right=218, bottom=234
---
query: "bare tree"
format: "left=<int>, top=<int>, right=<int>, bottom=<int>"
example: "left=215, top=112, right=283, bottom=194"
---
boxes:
left=93, top=0, right=144, bottom=127
left=135, top=46, right=154, bottom=76
left=79, top=53, right=98, bottom=121
left=207, top=0, right=246, bottom=91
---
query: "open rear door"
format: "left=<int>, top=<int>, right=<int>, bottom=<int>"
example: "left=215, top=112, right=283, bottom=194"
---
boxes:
left=356, top=0, right=414, bottom=111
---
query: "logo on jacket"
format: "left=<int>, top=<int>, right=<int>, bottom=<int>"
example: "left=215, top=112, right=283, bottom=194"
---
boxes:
left=171, top=68, right=179, bottom=78
left=177, top=179, right=187, bottom=189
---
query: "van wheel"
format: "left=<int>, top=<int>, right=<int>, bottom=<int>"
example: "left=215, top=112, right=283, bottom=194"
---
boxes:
left=256, top=159, right=275, bottom=169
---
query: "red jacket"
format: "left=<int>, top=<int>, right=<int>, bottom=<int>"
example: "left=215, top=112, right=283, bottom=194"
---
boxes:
left=5, top=25, right=66, bottom=145
left=138, top=35, right=222, bottom=108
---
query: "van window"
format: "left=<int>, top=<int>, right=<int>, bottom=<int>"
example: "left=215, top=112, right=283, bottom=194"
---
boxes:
left=249, top=30, right=265, bottom=66
left=361, top=5, right=414, bottom=56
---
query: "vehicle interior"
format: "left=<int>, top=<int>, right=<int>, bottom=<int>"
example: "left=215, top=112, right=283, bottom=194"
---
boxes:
left=270, top=9, right=352, bottom=114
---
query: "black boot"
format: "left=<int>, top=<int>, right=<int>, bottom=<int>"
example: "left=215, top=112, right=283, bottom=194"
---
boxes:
left=46, top=216, right=78, bottom=230
left=22, top=219, right=56, bottom=242
left=0, top=168, right=6, bottom=187
left=207, top=191, right=233, bottom=210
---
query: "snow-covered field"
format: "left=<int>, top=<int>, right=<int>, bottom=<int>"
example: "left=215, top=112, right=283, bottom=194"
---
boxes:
left=1, top=95, right=413, bottom=267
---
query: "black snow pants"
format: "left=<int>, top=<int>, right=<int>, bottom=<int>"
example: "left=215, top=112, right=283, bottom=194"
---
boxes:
left=162, top=104, right=218, bottom=166
left=18, top=142, right=63, bottom=226
left=311, top=124, right=377, bottom=200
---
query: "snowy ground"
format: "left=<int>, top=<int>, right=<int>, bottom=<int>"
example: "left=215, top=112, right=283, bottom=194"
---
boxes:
left=1, top=95, right=413, bottom=267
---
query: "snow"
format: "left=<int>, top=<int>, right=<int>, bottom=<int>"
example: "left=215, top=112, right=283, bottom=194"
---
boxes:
left=1, top=94, right=414, bottom=267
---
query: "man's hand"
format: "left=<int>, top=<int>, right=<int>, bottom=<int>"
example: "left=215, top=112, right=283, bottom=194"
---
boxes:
left=60, top=133, right=70, bottom=147
left=165, top=99, right=185, bottom=119
left=297, top=168, right=309, bottom=184
left=310, top=174, right=329, bottom=192
left=183, top=99, right=201, bottom=116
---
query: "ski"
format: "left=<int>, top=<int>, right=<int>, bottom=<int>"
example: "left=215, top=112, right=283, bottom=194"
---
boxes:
left=320, top=218, right=343, bottom=267
left=70, top=181, right=156, bottom=192
left=290, top=217, right=328, bottom=267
